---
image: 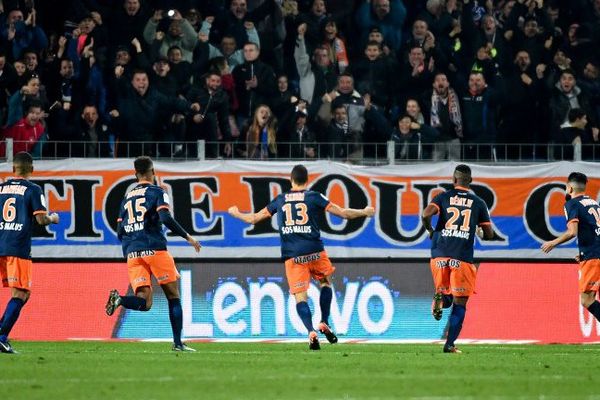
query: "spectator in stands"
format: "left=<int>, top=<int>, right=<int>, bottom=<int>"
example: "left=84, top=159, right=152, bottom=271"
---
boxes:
left=461, top=71, right=501, bottom=160
left=348, top=40, right=397, bottom=111
left=418, top=0, right=454, bottom=41
left=108, top=0, right=151, bottom=47
left=355, top=0, right=407, bottom=52
left=1, top=8, right=48, bottom=62
left=321, top=18, right=349, bottom=75
left=548, top=69, right=598, bottom=146
left=144, top=9, right=198, bottom=63
left=498, top=50, right=543, bottom=153
left=325, top=102, right=351, bottom=159
left=0, top=53, right=19, bottom=126
left=232, top=42, right=277, bottom=127
left=75, top=104, right=111, bottom=157
left=200, top=19, right=260, bottom=70
left=295, top=23, right=338, bottom=109
left=406, top=98, right=425, bottom=124
left=22, top=49, right=42, bottom=78
left=398, top=44, right=434, bottom=106
left=211, top=0, right=278, bottom=48
left=391, top=114, right=438, bottom=160
left=504, top=3, right=553, bottom=66
left=271, top=74, right=295, bottom=121
left=1, top=100, right=45, bottom=156
left=110, top=69, right=199, bottom=156
left=6, top=74, right=48, bottom=127
left=186, top=71, right=232, bottom=158
left=422, top=72, right=463, bottom=161
left=558, top=108, right=587, bottom=160
left=317, top=74, right=367, bottom=158
left=278, top=101, right=317, bottom=159
left=298, top=0, right=329, bottom=55
left=167, top=45, right=193, bottom=91
left=244, top=104, right=277, bottom=159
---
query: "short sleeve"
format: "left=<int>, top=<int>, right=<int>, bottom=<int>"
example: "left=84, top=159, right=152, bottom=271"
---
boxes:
left=477, top=200, right=491, bottom=226
left=314, top=192, right=331, bottom=210
left=564, top=202, right=579, bottom=224
left=429, top=193, right=443, bottom=214
left=30, top=184, right=47, bottom=215
left=155, top=188, right=170, bottom=212
left=266, top=195, right=280, bottom=215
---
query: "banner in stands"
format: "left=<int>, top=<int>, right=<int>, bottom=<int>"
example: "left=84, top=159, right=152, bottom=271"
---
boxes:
left=0, top=160, right=598, bottom=259
left=2, top=261, right=597, bottom=344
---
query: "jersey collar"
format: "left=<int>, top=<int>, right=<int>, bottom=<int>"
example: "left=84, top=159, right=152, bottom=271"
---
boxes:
left=454, top=185, right=469, bottom=191
left=571, top=193, right=585, bottom=198
left=138, top=180, right=153, bottom=185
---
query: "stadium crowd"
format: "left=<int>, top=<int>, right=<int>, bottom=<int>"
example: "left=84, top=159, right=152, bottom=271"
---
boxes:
left=0, top=0, right=598, bottom=160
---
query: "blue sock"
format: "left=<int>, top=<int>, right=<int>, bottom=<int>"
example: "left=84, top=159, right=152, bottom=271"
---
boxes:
left=120, top=296, right=148, bottom=311
left=0, top=298, right=25, bottom=341
left=320, top=286, right=333, bottom=324
left=168, top=298, right=183, bottom=346
left=442, top=294, right=454, bottom=308
left=445, top=304, right=466, bottom=348
left=296, top=301, right=314, bottom=333
left=587, top=301, right=600, bottom=321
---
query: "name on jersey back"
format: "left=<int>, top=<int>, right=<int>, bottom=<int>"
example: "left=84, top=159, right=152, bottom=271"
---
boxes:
left=0, top=184, right=27, bottom=231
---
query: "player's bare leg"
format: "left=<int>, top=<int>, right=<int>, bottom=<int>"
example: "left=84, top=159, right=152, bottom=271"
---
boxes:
left=106, top=286, right=152, bottom=316
left=162, top=281, right=194, bottom=352
left=444, top=296, right=468, bottom=353
left=318, top=276, right=337, bottom=344
left=0, top=288, right=30, bottom=354
left=294, top=291, right=320, bottom=350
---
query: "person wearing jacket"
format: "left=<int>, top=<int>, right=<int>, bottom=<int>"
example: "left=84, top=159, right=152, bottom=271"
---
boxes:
left=232, top=42, right=277, bottom=126
left=186, top=71, right=232, bottom=158
left=1, top=100, right=45, bottom=156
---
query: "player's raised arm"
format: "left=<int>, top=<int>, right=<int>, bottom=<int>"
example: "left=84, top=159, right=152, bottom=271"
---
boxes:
left=35, top=212, right=59, bottom=226
left=326, top=203, right=375, bottom=219
left=228, top=206, right=272, bottom=225
left=541, top=220, right=578, bottom=253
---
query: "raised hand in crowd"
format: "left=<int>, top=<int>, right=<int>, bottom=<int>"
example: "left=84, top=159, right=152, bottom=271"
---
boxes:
left=297, top=23, right=307, bottom=37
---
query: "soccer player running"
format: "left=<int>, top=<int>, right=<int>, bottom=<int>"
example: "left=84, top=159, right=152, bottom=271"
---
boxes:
left=541, top=172, right=600, bottom=323
left=105, top=156, right=201, bottom=352
left=228, top=164, right=374, bottom=350
left=421, top=164, right=493, bottom=353
left=0, top=152, right=59, bottom=354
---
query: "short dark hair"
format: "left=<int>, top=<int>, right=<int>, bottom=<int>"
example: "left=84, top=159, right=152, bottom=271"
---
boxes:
left=291, top=164, right=308, bottom=185
left=560, top=68, right=576, bottom=79
left=568, top=108, right=586, bottom=123
left=366, top=40, right=382, bottom=49
left=25, top=99, right=43, bottom=113
left=568, top=172, right=587, bottom=185
left=454, top=164, right=472, bottom=186
left=14, top=151, right=33, bottom=166
left=134, top=156, right=153, bottom=175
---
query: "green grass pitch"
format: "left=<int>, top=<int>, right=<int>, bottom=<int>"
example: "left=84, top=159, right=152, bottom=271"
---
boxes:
left=1, top=342, right=599, bottom=399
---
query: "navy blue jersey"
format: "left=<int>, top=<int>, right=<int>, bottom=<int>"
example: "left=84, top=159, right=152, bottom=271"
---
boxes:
left=430, top=187, right=491, bottom=263
left=266, top=190, right=331, bottom=260
left=0, top=179, right=47, bottom=259
left=564, top=195, right=600, bottom=260
left=117, top=182, right=171, bottom=256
